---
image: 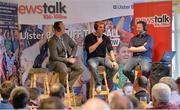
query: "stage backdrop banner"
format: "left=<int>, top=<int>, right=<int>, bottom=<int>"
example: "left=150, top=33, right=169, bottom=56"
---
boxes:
left=18, top=15, right=134, bottom=85
left=134, top=1, right=172, bottom=62
left=0, top=2, right=18, bottom=29
left=17, top=0, right=141, bottom=24
left=0, top=1, right=18, bottom=81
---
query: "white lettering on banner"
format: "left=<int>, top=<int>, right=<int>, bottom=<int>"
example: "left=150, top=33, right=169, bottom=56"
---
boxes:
left=17, top=0, right=139, bottom=24
left=105, top=29, right=119, bottom=38
left=111, top=38, right=120, bottom=47
left=135, top=14, right=171, bottom=27
left=113, top=4, right=133, bottom=10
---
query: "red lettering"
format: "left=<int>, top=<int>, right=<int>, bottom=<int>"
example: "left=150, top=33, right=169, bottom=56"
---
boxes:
left=43, top=14, right=53, bottom=19
left=36, top=5, right=43, bottom=14
left=26, top=5, right=37, bottom=14
left=18, top=5, right=43, bottom=14
left=18, top=5, right=26, bottom=14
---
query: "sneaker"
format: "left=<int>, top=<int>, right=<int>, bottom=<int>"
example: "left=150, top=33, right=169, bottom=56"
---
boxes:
left=96, top=85, right=102, bottom=93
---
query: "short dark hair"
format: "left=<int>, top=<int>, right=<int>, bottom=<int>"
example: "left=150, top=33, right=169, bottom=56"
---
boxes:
left=10, top=87, right=29, bottom=109
left=0, top=81, right=15, bottom=99
left=135, top=76, right=148, bottom=88
left=94, top=21, right=105, bottom=30
left=53, top=21, right=63, bottom=32
left=50, top=83, right=65, bottom=99
left=137, top=21, right=147, bottom=31
left=39, top=96, right=65, bottom=109
left=28, top=88, right=41, bottom=100
left=176, top=77, right=180, bottom=85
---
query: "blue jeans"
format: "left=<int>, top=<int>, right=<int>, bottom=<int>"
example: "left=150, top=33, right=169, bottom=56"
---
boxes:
left=123, top=56, right=152, bottom=83
left=88, top=57, right=118, bottom=89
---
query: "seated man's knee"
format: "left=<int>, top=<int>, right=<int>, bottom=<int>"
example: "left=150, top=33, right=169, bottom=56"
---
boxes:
left=88, top=61, right=98, bottom=71
left=80, top=66, right=84, bottom=72
left=76, top=66, right=83, bottom=75
left=58, top=67, right=68, bottom=74
left=55, top=63, right=68, bottom=74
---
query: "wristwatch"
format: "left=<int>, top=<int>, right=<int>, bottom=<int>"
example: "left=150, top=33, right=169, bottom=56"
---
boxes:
left=70, top=55, right=75, bottom=58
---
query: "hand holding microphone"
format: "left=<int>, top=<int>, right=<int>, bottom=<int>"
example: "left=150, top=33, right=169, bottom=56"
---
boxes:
left=97, top=35, right=103, bottom=44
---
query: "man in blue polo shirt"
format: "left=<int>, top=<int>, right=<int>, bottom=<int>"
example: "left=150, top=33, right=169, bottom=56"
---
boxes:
left=123, top=21, right=154, bottom=83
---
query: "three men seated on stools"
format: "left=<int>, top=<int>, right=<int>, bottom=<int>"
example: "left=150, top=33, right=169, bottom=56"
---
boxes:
left=49, top=20, right=153, bottom=94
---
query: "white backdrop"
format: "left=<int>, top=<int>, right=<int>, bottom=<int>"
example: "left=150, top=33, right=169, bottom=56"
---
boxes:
left=17, top=0, right=142, bottom=24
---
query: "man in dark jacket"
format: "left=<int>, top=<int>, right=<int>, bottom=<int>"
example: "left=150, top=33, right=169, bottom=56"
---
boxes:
left=48, top=21, right=83, bottom=88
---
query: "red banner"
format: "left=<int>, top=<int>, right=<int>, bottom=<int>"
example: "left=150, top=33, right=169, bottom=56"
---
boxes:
left=134, top=1, right=172, bottom=62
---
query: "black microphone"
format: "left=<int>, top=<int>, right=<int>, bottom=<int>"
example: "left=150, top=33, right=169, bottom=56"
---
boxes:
left=98, top=35, right=102, bottom=38
left=139, top=31, right=146, bottom=37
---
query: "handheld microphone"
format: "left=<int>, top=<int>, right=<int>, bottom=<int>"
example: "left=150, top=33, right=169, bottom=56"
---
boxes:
left=139, top=31, right=146, bottom=37
left=98, top=35, right=102, bottom=38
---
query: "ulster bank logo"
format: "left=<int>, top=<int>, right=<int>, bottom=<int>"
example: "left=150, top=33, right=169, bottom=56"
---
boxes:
left=18, top=2, right=67, bottom=19
left=135, top=14, right=171, bottom=27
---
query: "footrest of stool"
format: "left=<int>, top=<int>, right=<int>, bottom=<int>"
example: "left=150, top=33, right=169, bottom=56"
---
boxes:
left=29, top=68, right=48, bottom=74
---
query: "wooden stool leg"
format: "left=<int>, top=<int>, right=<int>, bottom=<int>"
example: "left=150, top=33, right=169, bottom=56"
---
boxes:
left=89, top=75, right=95, bottom=98
left=44, top=73, right=46, bottom=94
left=66, top=74, right=71, bottom=106
left=89, top=76, right=93, bottom=98
left=43, top=73, right=50, bottom=95
left=103, top=71, right=109, bottom=91
left=43, top=75, right=46, bottom=94
left=66, top=74, right=77, bottom=107
left=30, top=73, right=37, bottom=88
left=30, top=74, right=34, bottom=88
left=45, top=73, right=50, bottom=94
left=72, top=89, right=76, bottom=107
left=33, top=74, right=37, bottom=88
left=92, top=77, right=95, bottom=98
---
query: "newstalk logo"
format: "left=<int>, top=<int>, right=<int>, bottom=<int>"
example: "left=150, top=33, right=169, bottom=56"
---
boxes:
left=135, top=14, right=171, bottom=27
left=18, top=2, right=67, bottom=19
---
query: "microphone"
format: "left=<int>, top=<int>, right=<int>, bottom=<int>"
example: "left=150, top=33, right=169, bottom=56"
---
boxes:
left=139, top=31, right=146, bottom=37
left=98, top=35, right=102, bottom=38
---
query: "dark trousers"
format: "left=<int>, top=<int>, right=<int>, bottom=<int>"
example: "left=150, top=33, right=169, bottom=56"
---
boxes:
left=54, top=62, right=83, bottom=87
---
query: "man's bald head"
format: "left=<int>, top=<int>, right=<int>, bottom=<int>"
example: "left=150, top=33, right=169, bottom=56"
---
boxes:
left=82, top=98, right=110, bottom=110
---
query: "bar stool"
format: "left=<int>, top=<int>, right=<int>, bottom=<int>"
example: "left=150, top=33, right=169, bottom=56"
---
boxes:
left=65, top=73, right=76, bottom=107
left=90, top=66, right=109, bottom=98
left=49, top=71, right=76, bottom=107
left=29, top=68, right=49, bottom=95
